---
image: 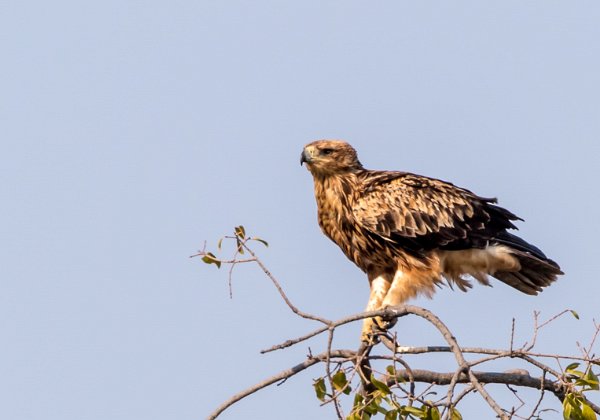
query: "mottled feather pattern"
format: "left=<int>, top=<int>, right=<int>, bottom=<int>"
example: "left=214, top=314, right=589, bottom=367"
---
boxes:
left=353, top=172, right=522, bottom=253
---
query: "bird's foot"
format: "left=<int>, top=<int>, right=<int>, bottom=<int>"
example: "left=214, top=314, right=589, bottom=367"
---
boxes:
left=361, top=314, right=399, bottom=344
left=361, top=317, right=386, bottom=344
left=374, top=315, right=392, bottom=330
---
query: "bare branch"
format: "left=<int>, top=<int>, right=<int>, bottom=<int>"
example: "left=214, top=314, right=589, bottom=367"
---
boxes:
left=207, top=349, right=356, bottom=420
left=389, top=345, right=598, bottom=364
left=240, top=241, right=331, bottom=325
left=387, top=369, right=562, bottom=397
left=261, top=326, right=329, bottom=354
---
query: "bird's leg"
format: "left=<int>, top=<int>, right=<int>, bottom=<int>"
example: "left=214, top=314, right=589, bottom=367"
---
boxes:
left=380, top=268, right=432, bottom=330
left=362, top=275, right=391, bottom=343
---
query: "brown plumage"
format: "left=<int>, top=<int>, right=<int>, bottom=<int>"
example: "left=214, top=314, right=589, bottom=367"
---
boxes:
left=301, top=140, right=563, bottom=342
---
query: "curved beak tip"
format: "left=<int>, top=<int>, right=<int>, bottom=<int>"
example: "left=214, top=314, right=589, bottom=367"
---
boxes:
left=300, top=150, right=308, bottom=166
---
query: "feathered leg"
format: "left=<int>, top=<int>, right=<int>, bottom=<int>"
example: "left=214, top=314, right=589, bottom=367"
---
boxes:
left=362, top=274, right=391, bottom=342
left=378, top=266, right=442, bottom=332
left=363, top=265, right=441, bottom=342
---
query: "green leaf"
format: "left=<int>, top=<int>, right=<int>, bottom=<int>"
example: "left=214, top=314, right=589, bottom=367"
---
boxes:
left=570, top=310, right=580, bottom=320
left=370, top=374, right=391, bottom=395
left=585, top=369, right=600, bottom=391
left=563, top=397, right=573, bottom=420
left=364, top=399, right=379, bottom=415
left=384, top=409, right=398, bottom=420
left=450, top=408, right=463, bottom=420
left=332, top=370, right=348, bottom=392
left=217, top=237, right=223, bottom=250
left=401, top=406, right=426, bottom=416
left=353, top=393, right=364, bottom=407
left=376, top=405, right=389, bottom=415
left=427, top=406, right=441, bottom=420
left=332, top=370, right=351, bottom=394
left=564, top=393, right=583, bottom=419
left=235, top=225, right=246, bottom=239
left=566, top=363, right=585, bottom=380
left=570, top=371, right=586, bottom=381
left=575, top=377, right=600, bottom=389
left=201, top=253, right=221, bottom=268
left=386, top=365, right=396, bottom=375
left=313, top=377, right=326, bottom=401
left=251, top=237, right=269, bottom=247
left=581, top=401, right=597, bottom=420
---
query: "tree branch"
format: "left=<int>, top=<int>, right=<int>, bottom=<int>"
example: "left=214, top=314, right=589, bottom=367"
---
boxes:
left=207, top=349, right=356, bottom=420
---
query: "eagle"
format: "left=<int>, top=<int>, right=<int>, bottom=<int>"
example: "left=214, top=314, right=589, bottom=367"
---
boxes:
left=301, top=140, right=563, bottom=342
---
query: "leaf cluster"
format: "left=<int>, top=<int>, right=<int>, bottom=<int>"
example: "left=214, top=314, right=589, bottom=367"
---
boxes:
left=313, top=367, right=463, bottom=420
left=563, top=363, right=599, bottom=420
left=196, top=225, right=268, bottom=269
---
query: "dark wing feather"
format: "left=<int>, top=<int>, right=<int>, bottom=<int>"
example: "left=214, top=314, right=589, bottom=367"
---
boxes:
left=352, top=172, right=520, bottom=253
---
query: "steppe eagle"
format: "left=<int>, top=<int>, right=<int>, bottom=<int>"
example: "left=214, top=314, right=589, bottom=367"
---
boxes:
left=300, top=140, right=563, bottom=342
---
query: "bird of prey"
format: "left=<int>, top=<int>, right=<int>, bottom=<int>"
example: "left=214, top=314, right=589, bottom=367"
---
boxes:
left=300, top=140, right=563, bottom=342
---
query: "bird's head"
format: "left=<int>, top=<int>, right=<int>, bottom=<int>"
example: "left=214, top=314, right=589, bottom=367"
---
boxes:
left=300, top=140, right=363, bottom=177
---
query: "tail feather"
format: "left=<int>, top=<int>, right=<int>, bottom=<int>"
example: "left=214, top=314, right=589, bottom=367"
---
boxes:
left=493, top=247, right=563, bottom=295
left=494, top=272, right=539, bottom=295
left=494, top=231, right=548, bottom=261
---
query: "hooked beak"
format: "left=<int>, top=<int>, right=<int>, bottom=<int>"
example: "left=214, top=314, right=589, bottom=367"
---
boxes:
left=300, top=149, right=311, bottom=166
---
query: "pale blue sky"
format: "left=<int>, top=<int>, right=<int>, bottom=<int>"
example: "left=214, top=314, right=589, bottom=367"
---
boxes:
left=2, top=1, right=599, bottom=419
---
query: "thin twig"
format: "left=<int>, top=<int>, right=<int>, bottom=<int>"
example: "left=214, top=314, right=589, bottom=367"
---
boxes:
left=510, top=317, right=516, bottom=355
left=505, top=382, right=526, bottom=416
left=241, top=241, right=331, bottom=325
left=581, top=320, right=600, bottom=361
left=538, top=309, right=573, bottom=330
left=356, top=342, right=375, bottom=395
left=390, top=354, right=415, bottom=406
left=323, top=328, right=344, bottom=419
left=261, top=326, right=329, bottom=353
left=444, top=385, right=475, bottom=420
left=527, top=370, right=546, bottom=420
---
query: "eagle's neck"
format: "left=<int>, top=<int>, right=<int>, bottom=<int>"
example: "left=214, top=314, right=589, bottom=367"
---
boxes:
left=313, top=173, right=357, bottom=215
left=312, top=173, right=361, bottom=255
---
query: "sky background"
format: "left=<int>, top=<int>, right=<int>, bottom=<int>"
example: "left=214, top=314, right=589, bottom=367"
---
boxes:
left=2, top=1, right=599, bottom=419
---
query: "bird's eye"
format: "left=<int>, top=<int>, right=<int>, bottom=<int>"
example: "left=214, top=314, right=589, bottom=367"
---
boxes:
left=321, top=148, right=333, bottom=155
